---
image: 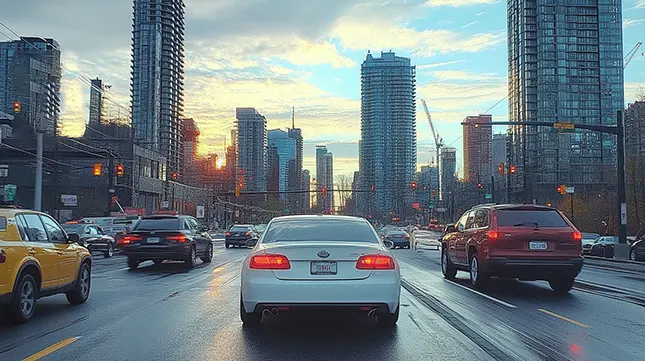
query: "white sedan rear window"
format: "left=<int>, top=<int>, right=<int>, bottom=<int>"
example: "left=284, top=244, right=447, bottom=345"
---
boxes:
left=263, top=219, right=378, bottom=243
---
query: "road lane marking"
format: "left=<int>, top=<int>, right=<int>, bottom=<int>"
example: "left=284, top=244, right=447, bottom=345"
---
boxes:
left=445, top=279, right=517, bottom=308
left=538, top=309, right=591, bottom=329
left=21, top=337, right=81, bottom=361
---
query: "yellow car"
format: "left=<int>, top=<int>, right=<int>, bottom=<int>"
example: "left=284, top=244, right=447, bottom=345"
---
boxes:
left=0, top=207, right=92, bottom=324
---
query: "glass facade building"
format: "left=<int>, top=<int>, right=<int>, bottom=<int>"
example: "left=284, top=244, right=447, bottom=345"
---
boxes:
left=359, top=51, right=417, bottom=218
left=131, top=0, right=185, bottom=175
left=507, top=0, right=624, bottom=201
left=316, top=145, right=334, bottom=212
left=236, top=108, right=267, bottom=192
left=268, top=129, right=296, bottom=202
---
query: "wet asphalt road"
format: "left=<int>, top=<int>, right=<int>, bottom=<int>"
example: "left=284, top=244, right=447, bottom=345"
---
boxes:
left=1, top=232, right=644, bottom=361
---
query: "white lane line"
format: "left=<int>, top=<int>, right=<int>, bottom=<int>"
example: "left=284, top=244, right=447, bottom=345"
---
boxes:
left=444, top=279, right=517, bottom=309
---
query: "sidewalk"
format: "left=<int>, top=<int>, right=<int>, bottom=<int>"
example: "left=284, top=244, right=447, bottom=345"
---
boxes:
left=584, top=256, right=645, bottom=274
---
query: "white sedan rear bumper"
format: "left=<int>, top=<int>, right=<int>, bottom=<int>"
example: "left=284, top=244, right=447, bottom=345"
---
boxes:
left=241, top=269, right=401, bottom=314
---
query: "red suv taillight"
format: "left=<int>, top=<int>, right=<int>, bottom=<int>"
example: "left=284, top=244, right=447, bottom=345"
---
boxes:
left=573, top=231, right=582, bottom=242
left=166, top=234, right=187, bottom=243
left=0, top=249, right=6, bottom=264
left=356, top=254, right=395, bottom=270
left=487, top=230, right=499, bottom=240
left=250, top=254, right=291, bottom=269
left=121, top=235, right=142, bottom=245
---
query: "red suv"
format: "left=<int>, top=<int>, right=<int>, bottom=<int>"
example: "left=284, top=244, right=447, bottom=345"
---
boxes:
left=441, top=204, right=583, bottom=294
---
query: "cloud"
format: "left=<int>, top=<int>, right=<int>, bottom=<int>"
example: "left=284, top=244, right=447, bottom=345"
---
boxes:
left=331, top=18, right=505, bottom=57
left=417, top=60, right=467, bottom=69
left=425, top=0, right=499, bottom=7
left=476, top=11, right=486, bottom=16
left=623, top=18, right=645, bottom=28
left=430, top=70, right=505, bottom=82
left=634, top=0, right=645, bottom=8
left=462, top=21, right=478, bottom=28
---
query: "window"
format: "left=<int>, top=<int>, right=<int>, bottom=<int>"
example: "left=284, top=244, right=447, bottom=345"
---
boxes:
left=133, top=218, right=181, bottom=231
left=40, top=215, right=67, bottom=243
left=88, top=226, right=100, bottom=235
left=21, top=214, right=48, bottom=242
left=465, top=211, right=476, bottom=229
left=473, top=210, right=489, bottom=228
left=262, top=219, right=378, bottom=243
left=497, top=210, right=568, bottom=227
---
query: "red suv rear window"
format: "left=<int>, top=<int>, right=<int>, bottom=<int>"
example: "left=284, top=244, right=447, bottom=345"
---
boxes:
left=496, top=210, right=568, bottom=227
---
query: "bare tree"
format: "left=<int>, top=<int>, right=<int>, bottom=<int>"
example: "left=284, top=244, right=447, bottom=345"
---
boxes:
left=637, top=86, right=645, bottom=102
left=335, top=174, right=352, bottom=213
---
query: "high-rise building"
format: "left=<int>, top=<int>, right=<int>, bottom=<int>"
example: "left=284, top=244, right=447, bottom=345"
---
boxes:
left=359, top=51, right=416, bottom=218
left=507, top=0, right=624, bottom=201
left=492, top=133, right=507, bottom=180
left=316, top=145, right=334, bottom=212
left=268, top=129, right=296, bottom=201
left=180, top=118, right=199, bottom=184
left=130, top=0, right=185, bottom=175
left=302, top=169, right=311, bottom=211
left=88, top=78, right=105, bottom=127
left=462, top=115, right=492, bottom=183
left=625, top=101, right=645, bottom=156
left=288, top=126, right=304, bottom=210
left=440, top=147, right=457, bottom=200
left=236, top=108, right=267, bottom=192
left=418, top=165, right=439, bottom=206
left=0, top=37, right=61, bottom=138
left=267, top=146, right=280, bottom=202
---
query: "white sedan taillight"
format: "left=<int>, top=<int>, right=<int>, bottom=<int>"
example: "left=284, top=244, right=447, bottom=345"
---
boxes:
left=355, top=254, right=395, bottom=270
left=250, top=254, right=291, bottom=269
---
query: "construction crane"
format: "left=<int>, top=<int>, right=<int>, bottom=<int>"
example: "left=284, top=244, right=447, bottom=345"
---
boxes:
left=624, top=41, right=643, bottom=69
left=421, top=99, right=444, bottom=168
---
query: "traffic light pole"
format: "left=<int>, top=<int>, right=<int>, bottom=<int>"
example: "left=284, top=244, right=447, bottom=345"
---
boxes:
left=34, top=132, right=43, bottom=211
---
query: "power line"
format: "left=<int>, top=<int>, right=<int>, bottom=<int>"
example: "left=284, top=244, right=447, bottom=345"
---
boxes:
left=59, top=141, right=109, bottom=159
left=0, top=143, right=77, bottom=167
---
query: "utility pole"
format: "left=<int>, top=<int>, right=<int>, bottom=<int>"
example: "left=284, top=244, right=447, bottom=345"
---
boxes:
left=107, top=157, right=114, bottom=215
left=617, top=110, right=627, bottom=244
left=491, top=175, right=495, bottom=203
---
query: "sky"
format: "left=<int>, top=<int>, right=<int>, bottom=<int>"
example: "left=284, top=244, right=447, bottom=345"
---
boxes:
left=1, top=0, right=644, bottom=179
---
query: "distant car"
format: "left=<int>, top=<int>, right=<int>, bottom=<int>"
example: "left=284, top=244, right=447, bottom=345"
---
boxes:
left=629, top=239, right=645, bottom=261
left=120, top=215, right=214, bottom=269
left=240, top=215, right=401, bottom=327
left=225, top=225, right=260, bottom=248
left=441, top=204, right=583, bottom=294
left=590, top=236, right=619, bottom=258
left=581, top=233, right=600, bottom=255
left=385, top=230, right=411, bottom=249
left=0, top=208, right=92, bottom=323
left=62, top=223, right=116, bottom=258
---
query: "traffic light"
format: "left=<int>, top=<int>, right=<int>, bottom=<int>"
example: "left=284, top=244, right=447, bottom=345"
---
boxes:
left=322, top=187, right=328, bottom=198
left=509, top=165, right=517, bottom=174
left=13, top=101, right=20, bottom=113
left=431, top=190, right=436, bottom=198
left=171, top=171, right=179, bottom=180
left=498, top=163, right=504, bottom=176
left=237, top=175, right=245, bottom=190
left=115, top=163, right=124, bottom=176
left=477, top=183, right=483, bottom=189
left=557, top=184, right=567, bottom=195
left=93, top=163, right=102, bottom=176
left=411, top=181, right=418, bottom=189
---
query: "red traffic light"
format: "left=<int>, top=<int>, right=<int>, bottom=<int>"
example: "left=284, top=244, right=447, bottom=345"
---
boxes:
left=93, top=163, right=102, bottom=176
left=371, top=184, right=375, bottom=192
left=13, top=101, right=20, bottom=113
left=498, top=163, right=504, bottom=176
left=322, top=187, right=328, bottom=198
left=411, top=182, right=418, bottom=189
left=115, top=163, right=124, bottom=176
left=477, top=183, right=483, bottom=189
left=431, top=190, right=436, bottom=198
left=171, top=171, right=179, bottom=180
left=509, top=165, right=517, bottom=174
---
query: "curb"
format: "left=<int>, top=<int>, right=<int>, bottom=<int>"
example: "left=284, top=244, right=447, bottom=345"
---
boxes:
left=584, top=255, right=643, bottom=265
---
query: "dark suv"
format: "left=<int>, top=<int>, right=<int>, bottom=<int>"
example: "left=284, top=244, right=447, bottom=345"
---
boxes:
left=441, top=204, right=583, bottom=294
left=225, top=224, right=259, bottom=248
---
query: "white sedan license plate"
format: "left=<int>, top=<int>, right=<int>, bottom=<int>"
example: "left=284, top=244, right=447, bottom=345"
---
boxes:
left=310, top=261, right=337, bottom=275
left=147, top=237, right=160, bottom=244
left=529, top=241, right=547, bottom=250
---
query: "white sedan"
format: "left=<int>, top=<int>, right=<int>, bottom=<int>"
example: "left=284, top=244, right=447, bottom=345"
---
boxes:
left=240, top=215, right=401, bottom=327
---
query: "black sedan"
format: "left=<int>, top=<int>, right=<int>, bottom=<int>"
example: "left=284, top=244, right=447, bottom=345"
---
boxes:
left=62, top=223, right=116, bottom=258
left=121, top=215, right=214, bottom=269
left=384, top=230, right=411, bottom=249
left=629, top=239, right=645, bottom=261
left=225, top=225, right=259, bottom=248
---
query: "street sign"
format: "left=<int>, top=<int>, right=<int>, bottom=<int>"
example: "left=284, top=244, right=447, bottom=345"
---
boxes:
left=553, top=122, right=575, bottom=132
left=0, top=165, right=7, bottom=177
left=196, top=206, right=205, bottom=219
left=565, top=187, right=575, bottom=194
left=3, top=184, right=16, bottom=202
left=161, top=200, right=170, bottom=209
left=60, top=194, right=78, bottom=207
left=485, top=193, right=492, bottom=199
